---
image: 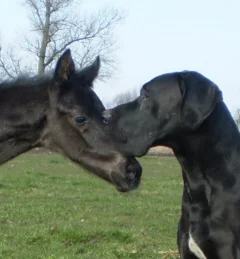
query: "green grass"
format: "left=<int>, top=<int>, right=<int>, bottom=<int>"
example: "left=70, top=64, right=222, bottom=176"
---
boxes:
left=0, top=153, right=182, bottom=259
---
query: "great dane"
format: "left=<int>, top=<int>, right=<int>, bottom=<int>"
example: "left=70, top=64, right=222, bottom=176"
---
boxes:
left=103, top=71, right=240, bottom=258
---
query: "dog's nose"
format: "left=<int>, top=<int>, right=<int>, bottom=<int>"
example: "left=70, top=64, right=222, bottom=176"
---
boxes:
left=102, top=110, right=112, bottom=124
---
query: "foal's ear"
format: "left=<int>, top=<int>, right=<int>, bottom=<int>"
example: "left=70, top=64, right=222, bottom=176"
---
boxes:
left=179, top=71, right=222, bottom=130
left=54, top=49, right=75, bottom=81
left=79, top=56, right=100, bottom=87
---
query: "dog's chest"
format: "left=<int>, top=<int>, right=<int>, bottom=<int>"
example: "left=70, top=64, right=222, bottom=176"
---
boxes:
left=188, top=233, right=207, bottom=259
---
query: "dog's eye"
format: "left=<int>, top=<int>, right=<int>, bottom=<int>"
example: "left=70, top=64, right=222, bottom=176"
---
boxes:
left=141, top=93, right=148, bottom=101
left=74, top=116, right=87, bottom=125
left=140, top=90, right=148, bottom=100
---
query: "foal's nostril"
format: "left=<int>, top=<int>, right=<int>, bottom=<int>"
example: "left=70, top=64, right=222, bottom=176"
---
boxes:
left=126, top=161, right=141, bottom=184
left=127, top=172, right=136, bottom=181
left=126, top=163, right=135, bottom=180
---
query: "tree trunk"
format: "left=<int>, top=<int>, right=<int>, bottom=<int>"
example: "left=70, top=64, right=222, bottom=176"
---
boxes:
left=38, top=1, right=51, bottom=75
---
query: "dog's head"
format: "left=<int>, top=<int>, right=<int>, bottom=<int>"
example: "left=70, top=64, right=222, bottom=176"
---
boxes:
left=103, top=71, right=222, bottom=156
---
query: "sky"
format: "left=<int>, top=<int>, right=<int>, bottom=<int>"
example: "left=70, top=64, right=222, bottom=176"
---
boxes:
left=1, top=0, right=240, bottom=113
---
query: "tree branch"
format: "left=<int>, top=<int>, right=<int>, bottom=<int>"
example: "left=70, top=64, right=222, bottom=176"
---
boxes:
left=25, top=0, right=44, bottom=28
left=0, top=56, right=15, bottom=79
left=1, top=0, right=124, bottom=80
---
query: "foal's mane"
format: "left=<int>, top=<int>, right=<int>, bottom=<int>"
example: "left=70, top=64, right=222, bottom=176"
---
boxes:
left=0, top=67, right=95, bottom=92
left=0, top=74, right=52, bottom=91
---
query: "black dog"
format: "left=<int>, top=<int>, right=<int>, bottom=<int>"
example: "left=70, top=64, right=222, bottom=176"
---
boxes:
left=103, top=71, right=240, bottom=258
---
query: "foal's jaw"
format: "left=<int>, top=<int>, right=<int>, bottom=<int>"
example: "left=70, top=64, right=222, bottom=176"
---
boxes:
left=75, top=154, right=142, bottom=192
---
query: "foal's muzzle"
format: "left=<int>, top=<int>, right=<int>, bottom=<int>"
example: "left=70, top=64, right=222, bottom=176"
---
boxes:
left=111, top=157, right=142, bottom=192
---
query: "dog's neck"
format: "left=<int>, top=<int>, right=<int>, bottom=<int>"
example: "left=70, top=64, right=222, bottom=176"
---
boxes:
left=172, top=102, right=240, bottom=192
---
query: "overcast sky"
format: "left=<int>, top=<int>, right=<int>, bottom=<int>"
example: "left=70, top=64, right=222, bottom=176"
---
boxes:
left=1, top=0, right=240, bottom=113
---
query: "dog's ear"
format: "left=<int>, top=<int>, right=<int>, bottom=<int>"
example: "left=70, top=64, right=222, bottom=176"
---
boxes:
left=178, top=71, right=222, bottom=130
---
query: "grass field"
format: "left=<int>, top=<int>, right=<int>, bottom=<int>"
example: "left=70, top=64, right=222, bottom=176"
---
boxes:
left=0, top=153, right=182, bottom=259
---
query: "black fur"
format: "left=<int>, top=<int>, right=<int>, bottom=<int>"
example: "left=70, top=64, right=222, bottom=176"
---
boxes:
left=0, top=49, right=142, bottom=192
left=105, top=71, right=240, bottom=258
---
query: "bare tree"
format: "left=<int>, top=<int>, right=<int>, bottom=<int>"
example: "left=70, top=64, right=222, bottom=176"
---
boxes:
left=0, top=0, right=123, bottom=80
left=0, top=47, right=34, bottom=80
left=106, top=89, right=139, bottom=109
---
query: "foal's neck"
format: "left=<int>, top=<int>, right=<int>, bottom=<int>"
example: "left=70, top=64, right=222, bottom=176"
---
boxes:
left=0, top=85, right=49, bottom=164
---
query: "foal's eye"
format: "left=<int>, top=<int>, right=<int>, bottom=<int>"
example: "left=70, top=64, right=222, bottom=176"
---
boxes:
left=74, top=116, right=87, bottom=125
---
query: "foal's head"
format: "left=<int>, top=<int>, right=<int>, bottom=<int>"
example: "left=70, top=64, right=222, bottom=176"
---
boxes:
left=44, top=50, right=142, bottom=192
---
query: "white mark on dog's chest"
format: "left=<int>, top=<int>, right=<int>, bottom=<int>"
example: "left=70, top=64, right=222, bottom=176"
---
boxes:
left=188, top=233, right=207, bottom=259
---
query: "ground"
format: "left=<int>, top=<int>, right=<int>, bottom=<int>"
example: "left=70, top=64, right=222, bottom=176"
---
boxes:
left=147, top=147, right=173, bottom=156
left=0, top=153, right=181, bottom=259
